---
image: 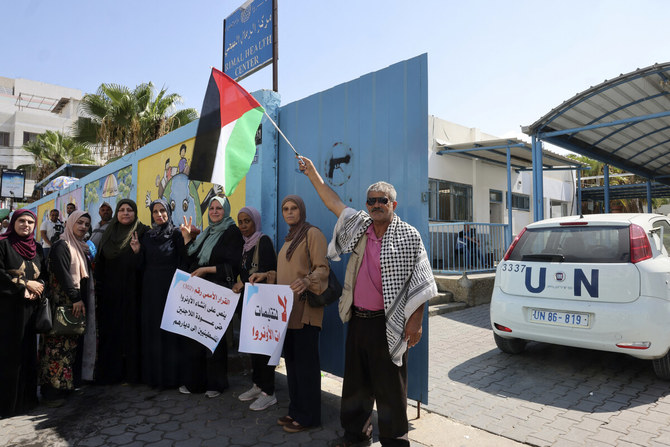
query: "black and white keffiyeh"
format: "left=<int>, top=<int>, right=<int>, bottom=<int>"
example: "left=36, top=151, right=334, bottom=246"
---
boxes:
left=328, top=208, right=437, bottom=366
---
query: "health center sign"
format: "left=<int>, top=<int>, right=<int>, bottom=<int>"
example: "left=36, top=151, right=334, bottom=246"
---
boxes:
left=223, top=0, right=274, bottom=81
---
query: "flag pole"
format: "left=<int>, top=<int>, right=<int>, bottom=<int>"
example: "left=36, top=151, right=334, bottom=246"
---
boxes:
left=263, top=110, right=300, bottom=157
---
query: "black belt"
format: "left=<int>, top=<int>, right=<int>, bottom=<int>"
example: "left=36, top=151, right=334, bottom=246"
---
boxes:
left=353, top=306, right=385, bottom=319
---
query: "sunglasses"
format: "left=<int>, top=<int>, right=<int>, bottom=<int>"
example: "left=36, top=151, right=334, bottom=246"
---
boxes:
left=366, top=197, right=390, bottom=206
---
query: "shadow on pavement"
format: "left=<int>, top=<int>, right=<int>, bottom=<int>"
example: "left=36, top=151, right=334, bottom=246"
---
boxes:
left=3, top=372, right=347, bottom=446
left=447, top=340, right=667, bottom=412
left=437, top=308, right=492, bottom=330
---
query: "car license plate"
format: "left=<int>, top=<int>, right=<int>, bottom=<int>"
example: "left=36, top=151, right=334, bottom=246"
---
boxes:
left=529, top=308, right=590, bottom=328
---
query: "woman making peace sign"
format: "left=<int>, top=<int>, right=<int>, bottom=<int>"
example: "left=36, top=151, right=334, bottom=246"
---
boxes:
left=94, top=199, right=148, bottom=385
left=178, top=196, right=243, bottom=397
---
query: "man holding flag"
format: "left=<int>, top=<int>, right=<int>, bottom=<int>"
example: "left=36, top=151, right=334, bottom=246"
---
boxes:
left=298, top=156, right=437, bottom=447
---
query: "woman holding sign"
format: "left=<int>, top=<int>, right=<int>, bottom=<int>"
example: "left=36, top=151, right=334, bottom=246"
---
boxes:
left=139, top=199, right=187, bottom=388
left=179, top=196, right=243, bottom=398
left=232, top=206, right=277, bottom=411
left=95, top=199, right=148, bottom=385
left=253, top=195, right=328, bottom=433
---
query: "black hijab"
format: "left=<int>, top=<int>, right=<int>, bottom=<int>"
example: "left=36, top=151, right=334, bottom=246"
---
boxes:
left=96, top=199, right=147, bottom=260
left=147, top=199, right=175, bottom=240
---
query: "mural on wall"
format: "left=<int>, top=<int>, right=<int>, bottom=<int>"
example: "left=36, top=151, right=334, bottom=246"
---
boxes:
left=137, top=139, right=246, bottom=229
left=36, top=199, right=55, bottom=244
left=55, top=188, right=84, bottom=222
left=84, top=165, right=133, bottom=230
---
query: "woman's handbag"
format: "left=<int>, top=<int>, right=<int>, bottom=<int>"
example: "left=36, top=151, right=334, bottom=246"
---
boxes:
left=304, top=235, right=342, bottom=307
left=34, top=296, right=53, bottom=334
left=50, top=304, right=86, bottom=336
left=305, top=268, right=342, bottom=307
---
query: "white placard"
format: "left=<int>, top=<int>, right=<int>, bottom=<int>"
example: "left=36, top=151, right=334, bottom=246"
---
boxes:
left=160, top=269, right=240, bottom=353
left=239, top=283, right=293, bottom=366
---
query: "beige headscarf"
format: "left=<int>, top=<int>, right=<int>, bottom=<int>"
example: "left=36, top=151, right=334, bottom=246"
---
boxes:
left=60, top=209, right=91, bottom=288
left=282, top=195, right=313, bottom=262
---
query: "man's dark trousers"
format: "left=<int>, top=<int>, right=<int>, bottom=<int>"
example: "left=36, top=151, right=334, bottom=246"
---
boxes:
left=340, top=312, right=409, bottom=446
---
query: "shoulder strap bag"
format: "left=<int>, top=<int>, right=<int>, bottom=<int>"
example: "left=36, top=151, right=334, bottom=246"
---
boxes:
left=304, top=232, right=342, bottom=307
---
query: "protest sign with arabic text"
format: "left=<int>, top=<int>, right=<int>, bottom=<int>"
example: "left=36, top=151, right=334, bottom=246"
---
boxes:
left=161, top=269, right=240, bottom=353
left=239, top=283, right=292, bottom=365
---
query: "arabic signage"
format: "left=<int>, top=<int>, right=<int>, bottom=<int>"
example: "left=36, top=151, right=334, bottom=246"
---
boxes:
left=223, top=0, right=273, bottom=81
left=239, top=283, right=293, bottom=365
left=1, top=169, right=25, bottom=199
left=161, top=269, right=240, bottom=353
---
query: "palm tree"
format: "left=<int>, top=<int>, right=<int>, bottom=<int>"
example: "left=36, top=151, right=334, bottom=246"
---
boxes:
left=21, top=130, right=95, bottom=181
left=73, top=82, right=198, bottom=160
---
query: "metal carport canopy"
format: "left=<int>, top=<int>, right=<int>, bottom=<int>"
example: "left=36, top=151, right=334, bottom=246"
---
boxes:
left=580, top=183, right=670, bottom=201
left=435, top=138, right=580, bottom=170
left=522, top=62, right=670, bottom=219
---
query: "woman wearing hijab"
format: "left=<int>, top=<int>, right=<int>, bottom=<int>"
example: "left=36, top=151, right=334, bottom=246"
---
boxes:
left=232, top=206, right=278, bottom=411
left=139, top=199, right=186, bottom=388
left=179, top=196, right=243, bottom=397
left=39, top=210, right=92, bottom=403
left=0, top=209, right=46, bottom=418
left=251, top=195, right=329, bottom=433
left=94, top=199, right=148, bottom=385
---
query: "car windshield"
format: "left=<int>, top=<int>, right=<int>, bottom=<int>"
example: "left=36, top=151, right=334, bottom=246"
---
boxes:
left=508, top=225, right=631, bottom=263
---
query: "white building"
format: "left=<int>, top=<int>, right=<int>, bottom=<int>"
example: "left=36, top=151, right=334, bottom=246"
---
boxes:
left=428, top=116, right=578, bottom=235
left=0, top=77, right=84, bottom=198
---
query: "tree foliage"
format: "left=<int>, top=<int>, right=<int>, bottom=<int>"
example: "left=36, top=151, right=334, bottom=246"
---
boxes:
left=21, top=130, right=95, bottom=181
left=567, top=154, right=669, bottom=213
left=73, top=82, right=198, bottom=160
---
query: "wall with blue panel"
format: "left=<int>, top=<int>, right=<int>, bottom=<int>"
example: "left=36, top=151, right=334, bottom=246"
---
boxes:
left=276, top=54, right=430, bottom=403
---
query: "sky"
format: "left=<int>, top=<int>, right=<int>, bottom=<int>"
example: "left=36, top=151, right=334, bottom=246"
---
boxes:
left=5, top=0, right=670, bottom=145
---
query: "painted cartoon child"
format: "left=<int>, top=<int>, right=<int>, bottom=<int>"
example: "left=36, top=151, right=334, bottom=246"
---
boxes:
left=178, top=144, right=190, bottom=175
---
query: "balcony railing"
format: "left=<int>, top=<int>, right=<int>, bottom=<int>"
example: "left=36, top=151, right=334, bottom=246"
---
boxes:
left=429, top=222, right=508, bottom=274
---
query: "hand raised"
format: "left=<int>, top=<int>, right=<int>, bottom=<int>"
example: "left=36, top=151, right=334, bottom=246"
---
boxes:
left=130, top=231, right=140, bottom=253
left=180, top=216, right=194, bottom=242
left=297, top=156, right=314, bottom=176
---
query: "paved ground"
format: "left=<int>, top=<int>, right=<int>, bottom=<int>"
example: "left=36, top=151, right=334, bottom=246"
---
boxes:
left=425, top=305, right=670, bottom=447
left=0, top=353, right=516, bottom=447
left=4, top=304, right=670, bottom=446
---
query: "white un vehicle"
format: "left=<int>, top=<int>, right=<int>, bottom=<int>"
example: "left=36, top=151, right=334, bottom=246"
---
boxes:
left=490, top=213, right=670, bottom=379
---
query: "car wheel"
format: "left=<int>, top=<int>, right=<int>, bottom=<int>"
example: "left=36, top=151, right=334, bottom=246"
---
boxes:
left=652, top=353, right=670, bottom=380
left=494, top=333, right=526, bottom=354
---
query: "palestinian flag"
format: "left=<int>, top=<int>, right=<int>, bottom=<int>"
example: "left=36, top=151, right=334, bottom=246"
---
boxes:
left=190, top=68, right=264, bottom=195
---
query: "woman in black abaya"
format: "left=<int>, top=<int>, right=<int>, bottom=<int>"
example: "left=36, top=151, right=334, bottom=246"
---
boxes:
left=139, top=199, right=186, bottom=388
left=0, top=209, right=46, bottom=418
left=94, top=199, right=148, bottom=384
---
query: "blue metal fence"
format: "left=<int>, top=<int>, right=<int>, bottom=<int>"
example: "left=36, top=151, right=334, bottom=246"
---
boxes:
left=430, top=222, right=508, bottom=273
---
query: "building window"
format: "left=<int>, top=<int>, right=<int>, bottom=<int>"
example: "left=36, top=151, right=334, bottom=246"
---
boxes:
left=489, top=189, right=503, bottom=203
left=507, top=193, right=530, bottom=211
left=550, top=199, right=569, bottom=218
left=429, top=178, right=472, bottom=222
left=23, top=132, right=40, bottom=145
left=0, top=132, right=9, bottom=147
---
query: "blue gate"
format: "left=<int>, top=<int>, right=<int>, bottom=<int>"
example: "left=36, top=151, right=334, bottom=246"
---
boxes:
left=275, top=54, right=430, bottom=403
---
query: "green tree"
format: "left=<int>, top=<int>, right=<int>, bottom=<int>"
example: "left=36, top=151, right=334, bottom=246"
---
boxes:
left=567, top=154, right=669, bottom=213
left=73, top=82, right=198, bottom=159
left=21, top=130, right=95, bottom=181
